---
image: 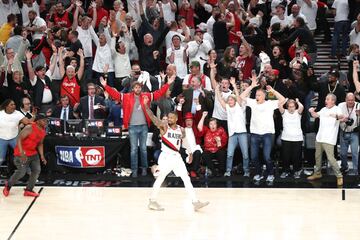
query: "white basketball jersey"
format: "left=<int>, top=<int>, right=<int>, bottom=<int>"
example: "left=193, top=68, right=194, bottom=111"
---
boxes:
left=161, top=125, right=183, bottom=153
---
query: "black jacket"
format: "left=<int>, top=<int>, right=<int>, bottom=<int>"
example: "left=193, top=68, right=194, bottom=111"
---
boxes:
left=75, top=95, right=108, bottom=119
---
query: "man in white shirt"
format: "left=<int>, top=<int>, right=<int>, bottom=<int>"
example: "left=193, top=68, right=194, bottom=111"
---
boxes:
left=270, top=4, right=292, bottom=28
left=24, top=10, right=46, bottom=41
left=338, top=93, right=359, bottom=175
left=297, top=0, right=317, bottom=32
left=166, top=35, right=188, bottom=79
left=212, top=78, right=232, bottom=131
left=240, top=76, right=286, bottom=183
left=308, top=93, right=343, bottom=186
left=187, top=29, right=212, bottom=72
left=288, top=4, right=308, bottom=28
left=72, top=1, right=97, bottom=91
left=206, top=7, right=220, bottom=38
left=330, top=0, right=350, bottom=58
left=165, top=21, right=186, bottom=50
left=20, top=0, right=40, bottom=26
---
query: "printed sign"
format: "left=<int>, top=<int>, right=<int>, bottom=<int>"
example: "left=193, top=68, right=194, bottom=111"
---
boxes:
left=55, top=146, right=105, bottom=168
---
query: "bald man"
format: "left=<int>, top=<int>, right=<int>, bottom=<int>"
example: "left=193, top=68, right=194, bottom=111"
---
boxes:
left=164, top=64, right=183, bottom=98
left=338, top=93, right=359, bottom=175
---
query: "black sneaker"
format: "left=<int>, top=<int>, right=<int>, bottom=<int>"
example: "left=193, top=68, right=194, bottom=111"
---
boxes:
left=340, top=166, right=349, bottom=174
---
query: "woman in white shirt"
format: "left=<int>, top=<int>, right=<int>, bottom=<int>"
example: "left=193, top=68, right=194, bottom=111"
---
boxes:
left=278, top=98, right=304, bottom=179
left=0, top=99, right=32, bottom=175
left=215, top=77, right=249, bottom=177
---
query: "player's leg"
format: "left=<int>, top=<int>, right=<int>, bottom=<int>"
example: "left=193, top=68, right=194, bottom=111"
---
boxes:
left=148, top=153, right=172, bottom=211
left=174, top=155, right=209, bottom=211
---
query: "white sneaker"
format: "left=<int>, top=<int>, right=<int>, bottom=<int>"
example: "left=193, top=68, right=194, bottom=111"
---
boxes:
left=148, top=200, right=164, bottom=211
left=192, top=201, right=209, bottom=211
left=224, top=171, right=231, bottom=177
left=253, top=175, right=264, bottom=181
left=266, top=175, right=275, bottom=182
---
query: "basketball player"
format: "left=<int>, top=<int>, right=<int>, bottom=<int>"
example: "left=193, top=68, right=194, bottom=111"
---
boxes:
left=143, top=96, right=209, bottom=211
left=3, top=114, right=48, bottom=197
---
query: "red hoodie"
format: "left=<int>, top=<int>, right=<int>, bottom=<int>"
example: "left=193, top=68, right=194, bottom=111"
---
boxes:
left=104, top=84, right=170, bottom=129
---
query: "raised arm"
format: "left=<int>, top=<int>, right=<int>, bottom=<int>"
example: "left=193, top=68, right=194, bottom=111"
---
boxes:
left=90, top=1, right=97, bottom=29
left=197, top=111, right=208, bottom=132
left=25, top=51, right=36, bottom=86
left=296, top=98, right=304, bottom=114
left=215, top=84, right=226, bottom=110
left=58, top=47, right=65, bottom=77
left=143, top=95, right=166, bottom=132
left=72, top=1, right=81, bottom=31
left=77, top=49, right=85, bottom=80
left=240, top=71, right=258, bottom=100
left=353, top=61, right=360, bottom=93
left=230, top=77, right=241, bottom=104
left=209, top=62, right=217, bottom=91
left=266, top=85, right=285, bottom=103
left=278, top=98, right=288, bottom=114
left=308, top=107, right=319, bottom=119
left=100, top=77, right=123, bottom=103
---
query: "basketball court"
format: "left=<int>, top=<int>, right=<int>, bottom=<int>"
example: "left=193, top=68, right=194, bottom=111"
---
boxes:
left=1, top=187, right=359, bottom=240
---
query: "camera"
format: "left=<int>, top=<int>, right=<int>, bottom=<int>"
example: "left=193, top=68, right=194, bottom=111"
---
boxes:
left=345, top=118, right=354, bottom=126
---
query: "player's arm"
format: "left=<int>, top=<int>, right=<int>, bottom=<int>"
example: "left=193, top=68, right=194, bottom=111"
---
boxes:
left=143, top=95, right=166, bottom=132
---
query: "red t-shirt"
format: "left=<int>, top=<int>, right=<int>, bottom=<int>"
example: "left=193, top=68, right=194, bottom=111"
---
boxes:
left=14, top=123, right=46, bottom=157
left=60, top=76, right=81, bottom=107
left=227, top=12, right=241, bottom=45
left=236, top=55, right=255, bottom=80
left=88, top=7, right=109, bottom=28
left=201, top=126, right=228, bottom=153
left=179, top=6, right=195, bottom=29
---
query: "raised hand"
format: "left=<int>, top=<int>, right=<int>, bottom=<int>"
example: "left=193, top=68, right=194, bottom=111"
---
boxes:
left=90, top=1, right=96, bottom=8
left=266, top=85, right=274, bottom=92
left=76, top=0, right=82, bottom=7
left=308, top=107, right=315, bottom=113
left=202, top=111, right=208, bottom=118
left=77, top=48, right=84, bottom=57
left=25, top=50, right=33, bottom=60
left=230, top=77, right=236, bottom=86
left=100, top=76, right=107, bottom=87
left=179, top=98, right=185, bottom=105
left=143, top=95, right=150, bottom=105
left=167, top=74, right=176, bottom=84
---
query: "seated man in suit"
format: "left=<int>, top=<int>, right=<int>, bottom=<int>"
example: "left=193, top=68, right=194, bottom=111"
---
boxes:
left=74, top=83, right=108, bottom=119
left=182, top=76, right=214, bottom=115
left=51, top=95, right=76, bottom=120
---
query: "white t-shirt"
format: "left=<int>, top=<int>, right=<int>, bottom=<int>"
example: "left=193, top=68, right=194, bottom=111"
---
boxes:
left=0, top=1, right=20, bottom=26
left=21, top=2, right=40, bottom=26
left=166, top=47, right=188, bottom=79
left=0, top=110, right=24, bottom=140
left=161, top=2, right=175, bottom=24
left=316, top=106, right=342, bottom=145
left=28, top=16, right=46, bottom=40
left=270, top=15, right=292, bottom=28
left=182, top=74, right=212, bottom=91
left=349, top=28, right=360, bottom=46
left=212, top=91, right=232, bottom=121
left=332, top=0, right=349, bottom=22
left=288, top=13, right=308, bottom=26
left=92, top=44, right=114, bottom=73
left=297, top=0, right=318, bottom=30
left=281, top=110, right=303, bottom=141
left=165, top=30, right=185, bottom=50
left=206, top=16, right=215, bottom=37
left=77, top=26, right=98, bottom=58
left=226, top=102, right=247, bottom=137
left=338, top=102, right=360, bottom=132
left=246, top=98, right=279, bottom=135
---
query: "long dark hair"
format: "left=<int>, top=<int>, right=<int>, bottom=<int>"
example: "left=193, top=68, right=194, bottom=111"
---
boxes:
left=222, top=46, right=235, bottom=68
left=0, top=99, right=15, bottom=111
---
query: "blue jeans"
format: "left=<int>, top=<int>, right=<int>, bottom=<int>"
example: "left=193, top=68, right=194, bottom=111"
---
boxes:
left=250, top=133, right=274, bottom=175
left=226, top=133, right=249, bottom=173
left=331, top=20, right=349, bottom=56
left=339, top=130, right=359, bottom=174
left=128, top=124, right=148, bottom=172
left=0, top=137, right=17, bottom=165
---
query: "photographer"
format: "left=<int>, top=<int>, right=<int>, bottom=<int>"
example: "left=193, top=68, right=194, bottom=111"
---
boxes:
left=338, top=93, right=359, bottom=175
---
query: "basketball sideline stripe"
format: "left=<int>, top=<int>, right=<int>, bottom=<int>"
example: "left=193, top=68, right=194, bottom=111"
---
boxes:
left=7, top=187, right=44, bottom=240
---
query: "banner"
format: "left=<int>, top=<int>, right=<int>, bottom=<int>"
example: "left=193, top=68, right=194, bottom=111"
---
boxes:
left=55, top=146, right=105, bottom=168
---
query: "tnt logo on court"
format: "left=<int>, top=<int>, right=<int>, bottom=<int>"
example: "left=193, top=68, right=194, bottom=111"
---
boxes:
left=80, top=147, right=105, bottom=167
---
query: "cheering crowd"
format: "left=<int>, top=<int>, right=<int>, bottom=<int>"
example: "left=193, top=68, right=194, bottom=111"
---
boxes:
left=0, top=0, right=360, bottom=187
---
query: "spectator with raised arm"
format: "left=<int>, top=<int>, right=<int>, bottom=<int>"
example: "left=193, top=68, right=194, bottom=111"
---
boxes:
left=307, top=94, right=343, bottom=186
left=240, top=73, right=285, bottom=183
left=100, top=75, right=175, bottom=177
